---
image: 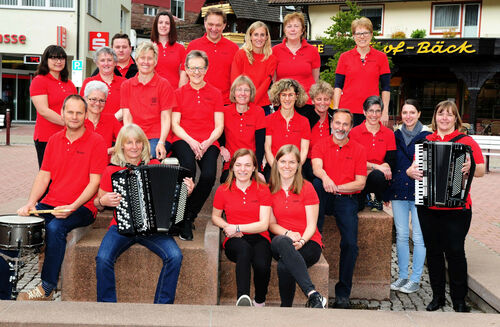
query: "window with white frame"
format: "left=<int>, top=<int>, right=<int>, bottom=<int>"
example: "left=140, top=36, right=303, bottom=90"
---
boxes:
left=171, top=0, right=184, bottom=20
left=341, top=5, right=383, bottom=33
left=432, top=2, right=480, bottom=36
left=144, top=5, right=158, bottom=17
left=0, top=0, right=73, bottom=8
left=87, top=0, right=97, bottom=17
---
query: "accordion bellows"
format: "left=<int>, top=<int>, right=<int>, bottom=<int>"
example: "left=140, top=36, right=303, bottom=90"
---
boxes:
left=112, top=164, right=191, bottom=235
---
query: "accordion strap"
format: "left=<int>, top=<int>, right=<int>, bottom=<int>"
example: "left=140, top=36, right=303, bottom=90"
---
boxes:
left=448, top=133, right=467, bottom=143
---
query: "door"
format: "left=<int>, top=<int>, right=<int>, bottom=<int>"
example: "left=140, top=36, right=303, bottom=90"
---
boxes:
left=1, top=71, right=35, bottom=122
left=462, top=3, right=479, bottom=37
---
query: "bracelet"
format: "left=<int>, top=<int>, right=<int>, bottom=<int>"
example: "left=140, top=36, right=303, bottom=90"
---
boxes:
left=97, top=197, right=103, bottom=207
left=158, top=141, right=165, bottom=145
left=284, top=230, right=290, bottom=236
left=236, top=225, right=240, bottom=233
left=299, top=238, right=306, bottom=245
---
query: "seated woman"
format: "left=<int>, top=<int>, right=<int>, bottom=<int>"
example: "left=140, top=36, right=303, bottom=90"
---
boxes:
left=349, top=95, right=396, bottom=211
left=212, top=149, right=272, bottom=307
left=269, top=144, right=326, bottom=308
left=297, top=80, right=334, bottom=182
left=171, top=50, right=224, bottom=241
left=220, top=75, right=266, bottom=183
left=265, top=79, right=310, bottom=180
left=94, top=124, right=194, bottom=304
left=83, top=80, right=121, bottom=157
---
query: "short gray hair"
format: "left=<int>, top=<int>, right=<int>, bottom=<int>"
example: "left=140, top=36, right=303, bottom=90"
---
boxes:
left=185, top=50, right=209, bottom=69
left=84, top=80, right=109, bottom=98
left=93, top=46, right=118, bottom=63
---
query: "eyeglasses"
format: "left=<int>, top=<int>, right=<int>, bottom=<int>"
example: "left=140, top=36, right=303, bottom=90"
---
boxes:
left=186, top=66, right=207, bottom=73
left=87, top=98, right=106, bottom=104
left=366, top=109, right=382, bottom=115
left=354, top=32, right=371, bottom=37
left=48, top=55, right=66, bottom=61
left=235, top=88, right=251, bottom=94
left=280, top=92, right=296, bottom=99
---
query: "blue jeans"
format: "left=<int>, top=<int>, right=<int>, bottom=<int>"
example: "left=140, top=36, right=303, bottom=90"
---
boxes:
left=0, top=250, right=17, bottom=300
left=313, top=178, right=359, bottom=299
left=149, top=138, right=172, bottom=159
left=95, top=225, right=182, bottom=304
left=392, top=200, right=426, bottom=283
left=37, top=203, right=94, bottom=290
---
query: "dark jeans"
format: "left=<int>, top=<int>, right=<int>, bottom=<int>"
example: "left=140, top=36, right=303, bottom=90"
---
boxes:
left=224, top=234, right=272, bottom=303
left=220, top=169, right=229, bottom=185
left=313, top=178, right=359, bottom=299
left=37, top=203, right=94, bottom=289
left=0, top=250, right=17, bottom=300
left=353, top=113, right=365, bottom=127
left=417, top=206, right=472, bottom=305
left=34, top=140, right=47, bottom=169
left=95, top=225, right=182, bottom=303
left=271, top=235, right=321, bottom=307
left=359, top=169, right=390, bottom=210
left=172, top=140, right=220, bottom=221
left=302, top=158, right=315, bottom=183
left=149, top=138, right=172, bottom=159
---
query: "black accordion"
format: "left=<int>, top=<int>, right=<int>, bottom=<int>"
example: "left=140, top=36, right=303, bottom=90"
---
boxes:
left=111, top=164, right=191, bottom=235
left=415, top=141, right=475, bottom=208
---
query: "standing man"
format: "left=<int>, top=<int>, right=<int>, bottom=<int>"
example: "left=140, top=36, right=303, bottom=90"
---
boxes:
left=16, top=95, right=107, bottom=301
left=180, top=7, right=238, bottom=104
left=311, top=109, right=367, bottom=309
left=92, top=33, right=138, bottom=79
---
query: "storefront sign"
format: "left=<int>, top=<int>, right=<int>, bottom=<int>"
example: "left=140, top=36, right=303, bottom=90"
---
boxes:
left=0, top=34, right=26, bottom=44
left=383, top=40, right=476, bottom=56
left=89, top=32, right=109, bottom=51
left=57, top=26, right=67, bottom=48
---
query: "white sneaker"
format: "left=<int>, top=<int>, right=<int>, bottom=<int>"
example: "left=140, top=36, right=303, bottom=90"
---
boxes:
left=390, top=278, right=408, bottom=291
left=400, top=281, right=420, bottom=293
left=253, top=299, right=265, bottom=307
left=236, top=294, right=252, bottom=306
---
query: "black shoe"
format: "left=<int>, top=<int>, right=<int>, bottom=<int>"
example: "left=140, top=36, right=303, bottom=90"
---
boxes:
left=179, top=220, right=193, bottom=241
left=168, top=224, right=180, bottom=236
left=453, top=303, right=470, bottom=312
left=305, top=291, right=326, bottom=308
left=333, top=297, right=350, bottom=309
left=426, top=297, right=445, bottom=311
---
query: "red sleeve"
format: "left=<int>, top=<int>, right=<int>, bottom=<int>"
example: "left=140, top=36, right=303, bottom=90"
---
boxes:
left=159, top=80, right=176, bottom=111
left=90, top=136, right=108, bottom=175
left=120, top=80, right=129, bottom=109
left=230, top=50, right=245, bottom=83
left=301, top=116, right=311, bottom=140
left=355, top=146, right=368, bottom=176
left=257, top=184, right=272, bottom=206
left=173, top=87, right=183, bottom=113
left=100, top=166, right=113, bottom=192
left=465, top=137, right=485, bottom=164
left=302, top=181, right=319, bottom=205
left=310, top=138, right=323, bottom=159
left=214, top=89, right=224, bottom=113
left=265, top=115, right=274, bottom=136
left=213, top=185, right=226, bottom=210
left=386, top=129, right=396, bottom=151
left=335, top=52, right=347, bottom=75
left=255, top=107, right=266, bottom=130
left=379, top=52, right=391, bottom=75
left=112, top=117, right=121, bottom=142
left=29, top=75, right=47, bottom=96
left=312, top=46, right=321, bottom=69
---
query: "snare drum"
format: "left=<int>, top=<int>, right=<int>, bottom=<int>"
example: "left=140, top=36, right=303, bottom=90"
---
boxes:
left=0, top=215, right=45, bottom=250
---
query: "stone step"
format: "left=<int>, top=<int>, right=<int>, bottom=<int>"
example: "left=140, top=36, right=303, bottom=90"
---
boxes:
left=218, top=246, right=329, bottom=306
left=322, top=208, right=393, bottom=300
left=60, top=217, right=219, bottom=304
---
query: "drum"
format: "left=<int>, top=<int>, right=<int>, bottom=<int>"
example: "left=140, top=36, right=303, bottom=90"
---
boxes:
left=0, top=215, right=44, bottom=250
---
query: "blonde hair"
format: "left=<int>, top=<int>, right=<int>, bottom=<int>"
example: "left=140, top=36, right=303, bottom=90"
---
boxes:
left=229, top=75, right=256, bottom=103
left=111, top=124, right=151, bottom=167
left=269, top=144, right=303, bottom=195
left=224, top=149, right=261, bottom=189
left=283, top=12, right=306, bottom=40
left=242, top=21, right=272, bottom=64
left=135, top=41, right=158, bottom=62
left=431, top=100, right=462, bottom=132
left=268, top=78, right=308, bottom=108
left=309, top=80, right=334, bottom=100
left=351, top=17, right=373, bottom=34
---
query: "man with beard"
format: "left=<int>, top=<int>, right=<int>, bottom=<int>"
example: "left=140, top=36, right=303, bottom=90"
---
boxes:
left=311, top=109, right=367, bottom=309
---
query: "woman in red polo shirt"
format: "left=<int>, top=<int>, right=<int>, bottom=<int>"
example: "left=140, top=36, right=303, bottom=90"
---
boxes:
left=349, top=95, right=396, bottom=211
left=121, top=41, right=175, bottom=160
left=231, top=21, right=277, bottom=115
left=220, top=75, right=266, bottom=183
left=30, top=45, right=77, bottom=167
left=80, top=47, right=126, bottom=117
left=83, top=81, right=121, bottom=156
left=333, top=17, right=391, bottom=127
left=151, top=11, right=186, bottom=88
left=171, top=50, right=224, bottom=241
left=269, top=144, right=326, bottom=308
left=264, top=79, right=310, bottom=180
left=212, top=149, right=272, bottom=307
left=273, top=12, right=320, bottom=110
left=407, top=100, right=485, bottom=313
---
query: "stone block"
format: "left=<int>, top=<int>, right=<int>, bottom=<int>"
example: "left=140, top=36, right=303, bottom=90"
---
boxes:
left=322, top=208, right=393, bottom=300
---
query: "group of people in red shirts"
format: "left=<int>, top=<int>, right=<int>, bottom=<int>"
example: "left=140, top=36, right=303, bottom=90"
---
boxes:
left=1, top=7, right=483, bottom=314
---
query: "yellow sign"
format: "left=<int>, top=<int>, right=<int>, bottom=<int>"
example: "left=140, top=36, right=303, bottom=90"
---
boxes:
left=383, top=40, right=476, bottom=55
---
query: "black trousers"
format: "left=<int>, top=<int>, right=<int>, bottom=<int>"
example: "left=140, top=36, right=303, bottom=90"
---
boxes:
left=271, top=235, right=322, bottom=307
left=224, top=234, right=272, bottom=303
left=359, top=169, right=390, bottom=210
left=302, top=158, right=315, bottom=183
left=352, top=113, right=365, bottom=127
left=417, top=206, right=472, bottom=305
left=172, top=140, right=219, bottom=221
left=34, top=140, right=47, bottom=168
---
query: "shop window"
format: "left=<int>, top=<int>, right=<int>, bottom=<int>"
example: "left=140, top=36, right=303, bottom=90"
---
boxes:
left=144, top=5, right=158, bottom=17
left=171, top=0, right=184, bottom=20
left=432, top=3, right=480, bottom=37
left=341, top=5, right=383, bottom=33
left=87, top=0, right=97, bottom=17
left=0, top=0, right=72, bottom=7
left=120, top=7, right=128, bottom=33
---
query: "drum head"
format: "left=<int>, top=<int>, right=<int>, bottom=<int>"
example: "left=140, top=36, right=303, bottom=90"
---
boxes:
left=0, top=215, right=44, bottom=224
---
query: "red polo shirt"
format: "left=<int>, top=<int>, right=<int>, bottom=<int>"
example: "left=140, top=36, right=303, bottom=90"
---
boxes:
left=336, top=46, right=390, bottom=114
left=271, top=181, right=322, bottom=247
left=308, top=119, right=330, bottom=158
left=172, top=83, right=224, bottom=145
left=117, top=57, right=134, bottom=78
left=426, top=130, right=484, bottom=210
left=223, top=103, right=266, bottom=170
left=213, top=180, right=272, bottom=246
left=266, top=110, right=310, bottom=156
left=40, top=127, right=107, bottom=215
left=80, top=74, right=126, bottom=115
left=85, top=114, right=121, bottom=149
left=30, top=74, right=77, bottom=142
left=155, top=41, right=186, bottom=88
left=120, top=73, right=175, bottom=139
left=100, top=159, right=161, bottom=226
left=311, top=136, right=367, bottom=194
left=349, top=121, right=396, bottom=164
left=185, top=34, right=239, bottom=104
left=273, top=39, right=321, bottom=104
left=230, top=49, right=277, bottom=107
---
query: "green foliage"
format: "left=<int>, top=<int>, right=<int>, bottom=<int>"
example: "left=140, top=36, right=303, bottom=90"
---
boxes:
left=410, top=29, right=426, bottom=38
left=391, top=31, right=406, bottom=39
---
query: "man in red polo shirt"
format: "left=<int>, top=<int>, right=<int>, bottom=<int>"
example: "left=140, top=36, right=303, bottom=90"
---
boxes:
left=180, top=7, right=238, bottom=104
left=92, top=34, right=138, bottom=79
left=17, top=94, right=107, bottom=301
left=311, top=109, right=367, bottom=309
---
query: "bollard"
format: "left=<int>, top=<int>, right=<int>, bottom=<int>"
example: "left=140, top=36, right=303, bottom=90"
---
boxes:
left=6, top=109, right=11, bottom=146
